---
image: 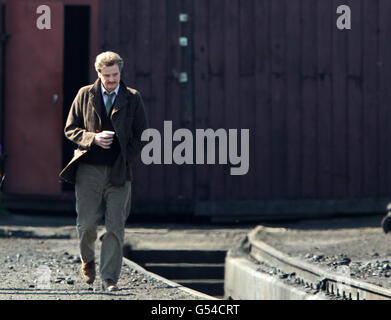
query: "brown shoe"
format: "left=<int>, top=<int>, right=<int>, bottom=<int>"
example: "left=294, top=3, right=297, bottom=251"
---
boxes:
left=81, top=260, right=95, bottom=284
left=102, top=279, right=119, bottom=292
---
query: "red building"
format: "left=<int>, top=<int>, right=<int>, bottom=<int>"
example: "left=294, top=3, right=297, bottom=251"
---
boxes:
left=0, top=0, right=99, bottom=212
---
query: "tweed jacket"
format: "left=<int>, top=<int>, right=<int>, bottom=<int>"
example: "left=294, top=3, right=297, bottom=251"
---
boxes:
left=59, top=79, right=148, bottom=186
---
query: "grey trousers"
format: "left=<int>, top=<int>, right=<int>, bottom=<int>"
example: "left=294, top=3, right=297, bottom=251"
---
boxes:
left=75, top=163, right=131, bottom=283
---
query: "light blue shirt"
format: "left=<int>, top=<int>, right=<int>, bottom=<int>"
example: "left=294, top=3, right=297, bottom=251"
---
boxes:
left=101, top=84, right=120, bottom=107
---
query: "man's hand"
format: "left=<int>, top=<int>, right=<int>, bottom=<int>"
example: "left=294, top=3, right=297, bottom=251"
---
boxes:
left=94, top=132, right=114, bottom=149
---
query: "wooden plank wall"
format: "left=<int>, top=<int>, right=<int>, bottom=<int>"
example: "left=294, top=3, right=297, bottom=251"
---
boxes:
left=99, top=0, right=193, bottom=213
left=98, top=0, right=391, bottom=214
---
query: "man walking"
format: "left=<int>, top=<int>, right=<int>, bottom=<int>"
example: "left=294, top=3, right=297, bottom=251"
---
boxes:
left=60, top=51, right=148, bottom=291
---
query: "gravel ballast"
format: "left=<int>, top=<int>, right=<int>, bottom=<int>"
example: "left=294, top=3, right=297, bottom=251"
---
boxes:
left=0, top=236, right=206, bottom=300
left=255, top=215, right=391, bottom=290
left=0, top=214, right=251, bottom=300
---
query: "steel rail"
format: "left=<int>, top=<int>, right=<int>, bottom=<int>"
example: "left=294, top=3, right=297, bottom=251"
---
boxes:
left=248, top=226, right=391, bottom=300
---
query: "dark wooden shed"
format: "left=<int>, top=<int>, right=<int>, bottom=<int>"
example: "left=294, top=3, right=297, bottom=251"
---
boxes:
left=1, top=0, right=391, bottom=221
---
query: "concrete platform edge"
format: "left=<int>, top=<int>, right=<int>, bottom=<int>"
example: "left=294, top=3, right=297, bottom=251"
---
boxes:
left=224, top=253, right=328, bottom=300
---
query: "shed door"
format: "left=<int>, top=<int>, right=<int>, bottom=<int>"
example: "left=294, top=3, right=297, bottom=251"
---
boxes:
left=4, top=1, right=63, bottom=195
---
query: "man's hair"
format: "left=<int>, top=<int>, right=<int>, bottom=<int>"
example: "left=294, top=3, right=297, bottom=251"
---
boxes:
left=95, top=51, right=124, bottom=73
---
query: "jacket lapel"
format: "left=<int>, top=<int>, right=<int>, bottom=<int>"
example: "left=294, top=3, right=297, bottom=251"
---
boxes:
left=112, top=81, right=129, bottom=115
left=88, top=79, right=104, bottom=120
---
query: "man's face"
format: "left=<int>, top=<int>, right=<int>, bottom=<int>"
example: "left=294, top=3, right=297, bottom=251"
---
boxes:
left=98, top=64, right=121, bottom=93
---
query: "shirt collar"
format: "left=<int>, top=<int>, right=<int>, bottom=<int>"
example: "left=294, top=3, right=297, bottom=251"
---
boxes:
left=101, top=83, right=120, bottom=96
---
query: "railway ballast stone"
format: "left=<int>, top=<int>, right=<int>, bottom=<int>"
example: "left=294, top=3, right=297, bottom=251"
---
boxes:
left=0, top=228, right=206, bottom=300
left=254, top=214, right=391, bottom=290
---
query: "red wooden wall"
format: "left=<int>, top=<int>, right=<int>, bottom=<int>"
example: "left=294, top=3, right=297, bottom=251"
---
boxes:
left=2, top=0, right=99, bottom=196
left=3, top=0, right=391, bottom=219
left=98, top=0, right=391, bottom=218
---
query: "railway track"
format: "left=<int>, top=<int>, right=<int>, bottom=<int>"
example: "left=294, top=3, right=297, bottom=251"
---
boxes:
left=248, top=226, right=391, bottom=300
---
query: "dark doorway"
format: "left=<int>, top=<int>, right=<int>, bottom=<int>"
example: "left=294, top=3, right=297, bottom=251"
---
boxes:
left=62, top=5, right=90, bottom=191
